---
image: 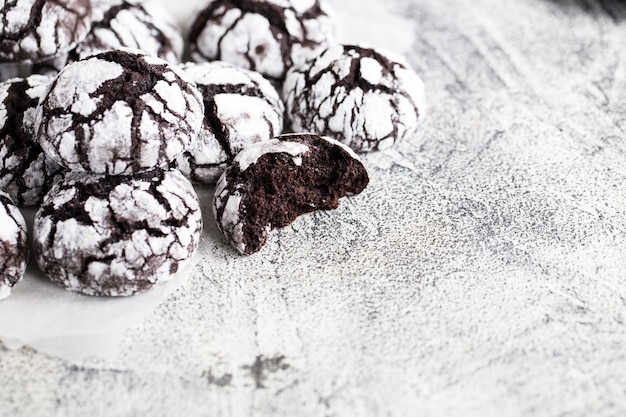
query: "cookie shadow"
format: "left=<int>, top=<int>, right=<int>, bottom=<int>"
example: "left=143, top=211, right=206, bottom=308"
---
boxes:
left=193, top=184, right=234, bottom=252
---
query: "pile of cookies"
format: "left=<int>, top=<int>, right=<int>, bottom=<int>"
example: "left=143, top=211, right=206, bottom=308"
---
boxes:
left=0, top=0, right=426, bottom=299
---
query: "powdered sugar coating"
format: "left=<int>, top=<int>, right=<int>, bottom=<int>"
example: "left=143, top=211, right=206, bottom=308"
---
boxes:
left=36, top=0, right=184, bottom=73
left=175, top=61, right=284, bottom=184
left=0, top=74, right=65, bottom=206
left=35, top=48, right=204, bottom=175
left=0, top=190, right=28, bottom=301
left=0, top=0, right=92, bottom=63
left=234, top=138, right=308, bottom=171
left=188, top=0, right=335, bottom=82
left=78, top=0, right=183, bottom=63
left=283, top=44, right=427, bottom=152
left=33, top=168, right=202, bottom=297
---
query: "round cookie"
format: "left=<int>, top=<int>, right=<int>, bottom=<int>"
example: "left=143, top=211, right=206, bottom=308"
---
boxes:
left=1, top=74, right=65, bottom=206
left=34, top=0, right=184, bottom=74
left=76, top=0, right=184, bottom=64
left=33, top=168, right=202, bottom=297
left=213, top=133, right=369, bottom=255
left=0, top=0, right=92, bottom=63
left=175, top=61, right=284, bottom=184
left=35, top=48, right=204, bottom=175
left=188, top=0, right=335, bottom=83
left=283, top=44, right=427, bottom=152
left=0, top=191, right=28, bottom=301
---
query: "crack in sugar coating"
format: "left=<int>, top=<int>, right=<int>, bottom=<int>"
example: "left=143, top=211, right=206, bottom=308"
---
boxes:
left=0, top=190, right=28, bottom=300
left=35, top=0, right=184, bottom=72
left=0, top=0, right=92, bottom=63
left=0, top=74, right=65, bottom=206
left=33, top=168, right=202, bottom=296
left=176, top=61, right=284, bottom=184
left=35, top=49, right=204, bottom=175
left=283, top=44, right=427, bottom=152
left=213, top=133, right=369, bottom=254
left=188, top=0, right=334, bottom=82
left=76, top=0, right=184, bottom=64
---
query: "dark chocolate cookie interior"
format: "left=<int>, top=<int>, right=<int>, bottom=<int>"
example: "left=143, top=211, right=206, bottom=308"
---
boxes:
left=228, top=135, right=368, bottom=254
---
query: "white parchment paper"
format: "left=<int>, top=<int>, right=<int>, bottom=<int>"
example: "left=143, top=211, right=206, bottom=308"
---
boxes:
left=0, top=263, right=189, bottom=359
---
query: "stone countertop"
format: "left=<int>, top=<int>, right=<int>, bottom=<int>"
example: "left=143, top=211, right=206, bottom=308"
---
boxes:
left=1, top=0, right=626, bottom=416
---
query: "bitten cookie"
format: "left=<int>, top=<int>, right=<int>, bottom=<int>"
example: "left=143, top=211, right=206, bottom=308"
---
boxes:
left=176, top=61, right=284, bottom=184
left=34, top=0, right=184, bottom=73
left=33, top=168, right=202, bottom=296
left=0, top=74, right=65, bottom=206
left=0, top=0, right=92, bottom=63
left=213, top=133, right=369, bottom=255
left=188, top=0, right=335, bottom=82
left=0, top=191, right=28, bottom=301
left=283, top=44, right=427, bottom=152
left=35, top=48, right=204, bottom=175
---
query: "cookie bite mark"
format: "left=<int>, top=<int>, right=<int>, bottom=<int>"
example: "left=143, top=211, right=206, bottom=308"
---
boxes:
left=35, top=48, right=204, bottom=175
left=213, top=133, right=368, bottom=254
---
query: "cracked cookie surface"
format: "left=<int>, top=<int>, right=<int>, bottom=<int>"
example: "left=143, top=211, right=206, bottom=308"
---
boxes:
left=0, top=0, right=92, bottom=63
left=283, top=44, right=427, bottom=152
left=213, top=133, right=369, bottom=255
left=0, top=74, right=65, bottom=206
left=33, top=168, right=202, bottom=296
left=176, top=61, right=284, bottom=184
left=77, top=0, right=184, bottom=63
left=34, top=0, right=184, bottom=73
left=35, top=48, right=204, bottom=175
left=188, top=0, right=334, bottom=83
left=0, top=190, right=28, bottom=301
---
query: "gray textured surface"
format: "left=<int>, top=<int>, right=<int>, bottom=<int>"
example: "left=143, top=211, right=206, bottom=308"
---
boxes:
left=2, top=0, right=626, bottom=416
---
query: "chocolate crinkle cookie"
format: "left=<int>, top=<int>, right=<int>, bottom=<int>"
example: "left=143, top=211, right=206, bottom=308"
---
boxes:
left=188, top=0, right=335, bottom=83
left=175, top=61, right=284, bottom=184
left=1, top=74, right=65, bottom=206
left=0, top=0, right=92, bottom=63
left=213, top=133, right=369, bottom=255
left=0, top=190, right=28, bottom=301
left=283, top=44, right=427, bottom=152
left=33, top=168, right=202, bottom=297
left=35, top=48, right=204, bottom=175
left=33, top=0, right=185, bottom=74
left=76, top=0, right=184, bottom=64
